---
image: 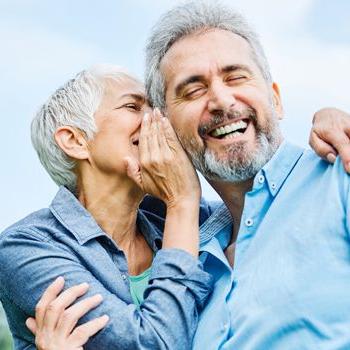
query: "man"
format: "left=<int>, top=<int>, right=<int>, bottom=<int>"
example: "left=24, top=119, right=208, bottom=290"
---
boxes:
left=143, top=1, right=350, bottom=349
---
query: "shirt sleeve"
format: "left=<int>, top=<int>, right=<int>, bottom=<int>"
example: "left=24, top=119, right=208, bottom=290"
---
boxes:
left=140, top=195, right=220, bottom=228
left=0, top=229, right=213, bottom=350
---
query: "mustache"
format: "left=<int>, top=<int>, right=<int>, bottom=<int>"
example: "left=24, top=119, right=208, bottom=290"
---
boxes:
left=198, top=107, right=256, bottom=137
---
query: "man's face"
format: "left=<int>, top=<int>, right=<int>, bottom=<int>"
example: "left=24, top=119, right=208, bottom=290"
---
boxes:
left=160, top=29, right=283, bottom=182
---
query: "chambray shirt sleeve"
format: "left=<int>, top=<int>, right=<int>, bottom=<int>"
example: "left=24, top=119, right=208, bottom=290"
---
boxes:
left=140, top=196, right=219, bottom=228
left=0, top=229, right=213, bottom=350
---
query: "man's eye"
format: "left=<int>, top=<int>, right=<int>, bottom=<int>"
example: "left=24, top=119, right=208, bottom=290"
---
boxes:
left=226, top=75, right=246, bottom=83
left=183, top=87, right=206, bottom=99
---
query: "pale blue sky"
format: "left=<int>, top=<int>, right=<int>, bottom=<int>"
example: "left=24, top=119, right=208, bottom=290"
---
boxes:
left=0, top=0, right=349, bottom=230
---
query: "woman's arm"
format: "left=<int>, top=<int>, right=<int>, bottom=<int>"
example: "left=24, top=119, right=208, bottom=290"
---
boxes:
left=0, top=228, right=212, bottom=350
left=125, top=109, right=201, bottom=256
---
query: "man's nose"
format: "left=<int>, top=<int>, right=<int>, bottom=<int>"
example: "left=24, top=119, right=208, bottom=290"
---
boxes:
left=207, top=81, right=236, bottom=114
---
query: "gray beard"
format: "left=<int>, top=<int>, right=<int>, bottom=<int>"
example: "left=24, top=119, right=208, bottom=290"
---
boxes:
left=180, top=110, right=282, bottom=183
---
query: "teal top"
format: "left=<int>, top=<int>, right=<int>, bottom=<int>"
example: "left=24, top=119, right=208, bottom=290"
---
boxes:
left=129, top=266, right=152, bottom=307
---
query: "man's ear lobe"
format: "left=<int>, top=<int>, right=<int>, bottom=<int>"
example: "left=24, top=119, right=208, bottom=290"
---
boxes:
left=54, top=126, right=89, bottom=160
left=272, top=82, right=284, bottom=120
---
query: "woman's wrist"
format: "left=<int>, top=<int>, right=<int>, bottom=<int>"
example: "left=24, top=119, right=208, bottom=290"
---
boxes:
left=162, top=198, right=200, bottom=257
left=165, top=193, right=201, bottom=211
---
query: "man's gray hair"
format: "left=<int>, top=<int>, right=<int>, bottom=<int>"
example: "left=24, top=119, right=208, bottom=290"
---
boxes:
left=31, top=64, right=137, bottom=192
left=145, top=0, right=272, bottom=110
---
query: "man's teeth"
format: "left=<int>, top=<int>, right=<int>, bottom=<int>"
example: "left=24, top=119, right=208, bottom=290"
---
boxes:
left=211, top=120, right=248, bottom=137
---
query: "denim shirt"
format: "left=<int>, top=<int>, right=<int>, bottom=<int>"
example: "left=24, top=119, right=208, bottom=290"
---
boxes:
left=0, top=187, right=214, bottom=350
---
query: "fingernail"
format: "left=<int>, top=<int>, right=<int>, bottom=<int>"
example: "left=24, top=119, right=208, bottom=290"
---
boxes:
left=326, top=153, right=336, bottom=163
left=80, top=282, right=89, bottom=288
left=101, top=314, right=109, bottom=322
left=55, top=276, right=64, bottom=283
left=94, top=294, right=103, bottom=302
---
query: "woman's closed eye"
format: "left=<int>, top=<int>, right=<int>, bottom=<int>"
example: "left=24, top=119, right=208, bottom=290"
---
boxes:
left=125, top=103, right=142, bottom=111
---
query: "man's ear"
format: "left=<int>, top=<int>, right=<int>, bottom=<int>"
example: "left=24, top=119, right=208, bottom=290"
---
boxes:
left=54, top=126, right=89, bottom=160
left=272, top=82, right=284, bottom=120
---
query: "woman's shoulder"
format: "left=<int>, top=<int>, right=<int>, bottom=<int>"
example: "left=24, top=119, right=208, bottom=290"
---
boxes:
left=1, top=208, right=56, bottom=242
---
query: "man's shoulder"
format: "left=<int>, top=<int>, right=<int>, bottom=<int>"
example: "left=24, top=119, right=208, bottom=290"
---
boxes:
left=298, top=148, right=349, bottom=182
left=286, top=148, right=350, bottom=204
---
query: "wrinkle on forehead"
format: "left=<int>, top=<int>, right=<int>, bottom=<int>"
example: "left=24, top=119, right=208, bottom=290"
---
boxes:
left=160, top=29, right=258, bottom=91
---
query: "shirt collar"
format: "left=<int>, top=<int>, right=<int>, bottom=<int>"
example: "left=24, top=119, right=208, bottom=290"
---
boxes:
left=200, top=204, right=232, bottom=247
left=199, top=141, right=305, bottom=246
left=260, top=141, right=304, bottom=197
left=50, top=186, right=162, bottom=248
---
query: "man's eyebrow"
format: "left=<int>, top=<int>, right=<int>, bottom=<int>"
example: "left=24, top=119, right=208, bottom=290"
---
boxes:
left=174, top=65, right=254, bottom=97
left=221, top=64, right=253, bottom=75
left=120, top=93, right=146, bottom=103
left=175, top=75, right=205, bottom=97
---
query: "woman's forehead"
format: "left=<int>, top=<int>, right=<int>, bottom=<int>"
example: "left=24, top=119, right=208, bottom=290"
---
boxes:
left=103, top=77, right=145, bottom=98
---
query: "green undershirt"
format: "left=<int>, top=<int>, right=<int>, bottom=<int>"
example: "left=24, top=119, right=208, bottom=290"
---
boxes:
left=129, top=266, right=152, bottom=308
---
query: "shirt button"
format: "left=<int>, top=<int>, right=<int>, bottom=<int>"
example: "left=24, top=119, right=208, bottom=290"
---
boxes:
left=271, top=182, right=277, bottom=189
left=245, top=218, right=253, bottom=227
left=258, top=175, right=265, bottom=183
left=221, top=322, right=229, bottom=333
left=121, top=274, right=127, bottom=280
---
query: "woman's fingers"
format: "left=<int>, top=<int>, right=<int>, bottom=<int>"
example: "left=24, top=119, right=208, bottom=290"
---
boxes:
left=124, top=156, right=142, bottom=189
left=42, top=282, right=89, bottom=332
left=309, top=130, right=337, bottom=163
left=139, top=112, right=151, bottom=165
left=161, top=115, right=182, bottom=149
left=154, top=111, right=173, bottom=160
left=70, top=315, right=109, bottom=347
left=149, top=110, right=161, bottom=160
left=25, top=317, right=37, bottom=335
left=35, top=276, right=65, bottom=329
left=57, top=294, right=104, bottom=335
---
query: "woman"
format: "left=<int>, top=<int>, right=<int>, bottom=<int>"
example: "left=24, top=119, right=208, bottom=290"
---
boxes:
left=0, top=65, right=214, bottom=349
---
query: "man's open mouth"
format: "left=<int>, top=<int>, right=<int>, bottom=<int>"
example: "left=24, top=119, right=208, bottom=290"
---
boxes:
left=132, top=139, right=139, bottom=146
left=209, top=119, right=249, bottom=139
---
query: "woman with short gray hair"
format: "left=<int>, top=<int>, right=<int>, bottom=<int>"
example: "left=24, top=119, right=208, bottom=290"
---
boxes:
left=0, top=64, right=213, bottom=350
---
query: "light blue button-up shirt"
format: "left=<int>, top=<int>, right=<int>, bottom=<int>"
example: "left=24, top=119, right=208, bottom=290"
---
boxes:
left=194, top=141, right=350, bottom=350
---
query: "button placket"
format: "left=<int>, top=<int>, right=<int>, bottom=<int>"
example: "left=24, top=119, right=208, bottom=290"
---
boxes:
left=245, top=218, right=254, bottom=227
left=258, top=175, right=265, bottom=184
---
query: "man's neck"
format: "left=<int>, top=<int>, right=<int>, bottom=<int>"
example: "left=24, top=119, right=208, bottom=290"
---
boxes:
left=209, top=178, right=254, bottom=244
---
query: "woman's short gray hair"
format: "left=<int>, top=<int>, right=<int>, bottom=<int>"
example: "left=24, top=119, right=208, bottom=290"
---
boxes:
left=31, top=64, right=137, bottom=192
left=145, top=0, right=272, bottom=110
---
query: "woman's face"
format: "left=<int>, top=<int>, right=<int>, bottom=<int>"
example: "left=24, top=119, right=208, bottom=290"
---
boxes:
left=87, top=77, right=150, bottom=177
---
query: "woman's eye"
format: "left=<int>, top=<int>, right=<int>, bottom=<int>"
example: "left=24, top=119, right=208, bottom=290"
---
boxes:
left=124, top=103, right=141, bottom=111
